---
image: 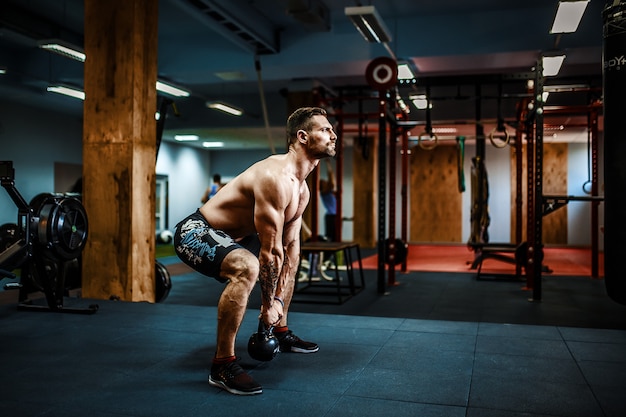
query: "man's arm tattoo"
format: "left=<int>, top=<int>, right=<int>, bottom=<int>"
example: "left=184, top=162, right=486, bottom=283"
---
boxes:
left=259, top=261, right=279, bottom=306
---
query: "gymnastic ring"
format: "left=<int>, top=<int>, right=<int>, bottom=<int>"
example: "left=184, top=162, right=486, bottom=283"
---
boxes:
left=418, top=131, right=438, bottom=150
left=488, top=128, right=510, bottom=148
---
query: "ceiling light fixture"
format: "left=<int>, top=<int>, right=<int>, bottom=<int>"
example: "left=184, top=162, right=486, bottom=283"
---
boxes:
left=174, top=134, right=199, bottom=141
left=206, top=101, right=243, bottom=116
left=345, top=5, right=392, bottom=43
left=397, top=62, right=417, bottom=81
left=202, top=141, right=225, bottom=148
left=409, top=94, right=430, bottom=110
left=550, top=0, right=590, bottom=34
left=39, top=40, right=86, bottom=62
left=542, top=55, right=566, bottom=77
left=432, top=127, right=458, bottom=134
left=0, top=68, right=6, bottom=74
left=156, top=81, right=190, bottom=97
left=39, top=44, right=191, bottom=99
left=47, top=85, right=85, bottom=100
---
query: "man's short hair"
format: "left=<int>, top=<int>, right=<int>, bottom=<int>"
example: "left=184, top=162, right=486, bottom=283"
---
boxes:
left=286, top=107, right=328, bottom=147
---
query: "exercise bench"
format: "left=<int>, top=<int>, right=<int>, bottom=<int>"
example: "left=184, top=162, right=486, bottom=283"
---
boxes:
left=294, top=241, right=364, bottom=304
left=469, top=242, right=528, bottom=281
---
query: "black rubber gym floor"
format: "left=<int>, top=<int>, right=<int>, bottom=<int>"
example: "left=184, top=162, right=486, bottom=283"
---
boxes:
left=1, top=254, right=625, bottom=417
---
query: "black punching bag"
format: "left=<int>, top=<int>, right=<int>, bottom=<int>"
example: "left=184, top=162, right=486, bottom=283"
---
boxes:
left=603, top=0, right=626, bottom=305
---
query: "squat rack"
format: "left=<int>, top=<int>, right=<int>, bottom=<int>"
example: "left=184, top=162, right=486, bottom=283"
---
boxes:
left=524, top=59, right=603, bottom=301
left=311, top=59, right=603, bottom=299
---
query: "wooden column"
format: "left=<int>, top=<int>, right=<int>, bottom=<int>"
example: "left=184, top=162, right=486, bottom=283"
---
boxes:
left=81, top=0, right=158, bottom=302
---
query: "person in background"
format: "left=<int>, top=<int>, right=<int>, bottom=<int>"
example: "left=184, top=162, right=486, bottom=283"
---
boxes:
left=319, top=159, right=337, bottom=241
left=201, top=174, right=223, bottom=203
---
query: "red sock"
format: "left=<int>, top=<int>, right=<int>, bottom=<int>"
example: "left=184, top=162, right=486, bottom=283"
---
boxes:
left=212, top=355, right=236, bottom=365
left=274, top=326, right=288, bottom=334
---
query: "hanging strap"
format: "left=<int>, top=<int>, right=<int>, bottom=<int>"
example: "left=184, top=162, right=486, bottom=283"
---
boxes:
left=456, top=136, right=466, bottom=193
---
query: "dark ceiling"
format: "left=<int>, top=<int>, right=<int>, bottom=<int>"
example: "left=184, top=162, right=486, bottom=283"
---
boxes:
left=0, top=0, right=606, bottom=150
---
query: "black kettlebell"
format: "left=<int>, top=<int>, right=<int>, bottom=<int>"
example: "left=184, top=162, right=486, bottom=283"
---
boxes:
left=247, top=319, right=280, bottom=361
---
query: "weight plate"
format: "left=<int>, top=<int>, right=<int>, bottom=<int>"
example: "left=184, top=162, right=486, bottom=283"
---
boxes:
left=155, top=260, right=172, bottom=303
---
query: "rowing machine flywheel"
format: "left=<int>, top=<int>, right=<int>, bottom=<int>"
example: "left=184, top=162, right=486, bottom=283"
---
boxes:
left=30, top=193, right=88, bottom=260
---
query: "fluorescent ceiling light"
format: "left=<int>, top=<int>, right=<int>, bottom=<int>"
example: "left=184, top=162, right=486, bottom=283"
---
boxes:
left=174, top=134, right=199, bottom=141
left=550, top=0, right=589, bottom=34
left=206, top=101, right=243, bottom=116
left=47, top=85, right=85, bottom=100
left=39, top=44, right=191, bottom=99
left=345, top=5, right=392, bottom=43
left=410, top=94, right=430, bottom=110
left=215, top=71, right=247, bottom=81
left=156, top=81, right=190, bottom=97
left=397, top=63, right=415, bottom=80
left=432, top=127, right=457, bottom=134
left=202, top=141, right=224, bottom=148
left=0, top=68, right=6, bottom=74
left=38, top=43, right=191, bottom=99
left=39, top=40, right=86, bottom=62
left=542, top=55, right=566, bottom=77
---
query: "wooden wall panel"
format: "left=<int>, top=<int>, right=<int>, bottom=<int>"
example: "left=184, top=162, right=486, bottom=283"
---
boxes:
left=510, top=143, right=568, bottom=246
left=543, top=143, right=568, bottom=244
left=410, top=145, right=462, bottom=242
left=353, top=136, right=377, bottom=248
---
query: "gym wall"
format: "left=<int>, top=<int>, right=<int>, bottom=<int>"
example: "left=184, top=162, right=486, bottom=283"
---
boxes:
left=0, top=99, right=603, bottom=249
left=0, top=101, right=83, bottom=225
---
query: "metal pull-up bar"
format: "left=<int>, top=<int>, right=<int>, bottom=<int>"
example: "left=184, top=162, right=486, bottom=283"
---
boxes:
left=542, top=195, right=604, bottom=217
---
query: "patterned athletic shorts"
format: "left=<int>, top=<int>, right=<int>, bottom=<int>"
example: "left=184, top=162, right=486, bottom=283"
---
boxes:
left=174, top=210, right=260, bottom=282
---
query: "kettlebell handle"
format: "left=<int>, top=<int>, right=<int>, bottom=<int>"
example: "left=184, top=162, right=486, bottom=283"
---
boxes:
left=258, top=319, right=274, bottom=334
left=249, top=318, right=280, bottom=361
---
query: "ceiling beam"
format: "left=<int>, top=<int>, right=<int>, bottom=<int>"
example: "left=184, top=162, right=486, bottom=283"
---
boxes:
left=171, top=0, right=280, bottom=55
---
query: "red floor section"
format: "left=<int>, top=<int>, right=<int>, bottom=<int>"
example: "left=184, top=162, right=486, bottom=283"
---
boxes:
left=359, top=244, right=604, bottom=278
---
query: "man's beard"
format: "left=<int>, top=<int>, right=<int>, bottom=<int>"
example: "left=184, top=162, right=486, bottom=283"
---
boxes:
left=310, top=144, right=336, bottom=159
